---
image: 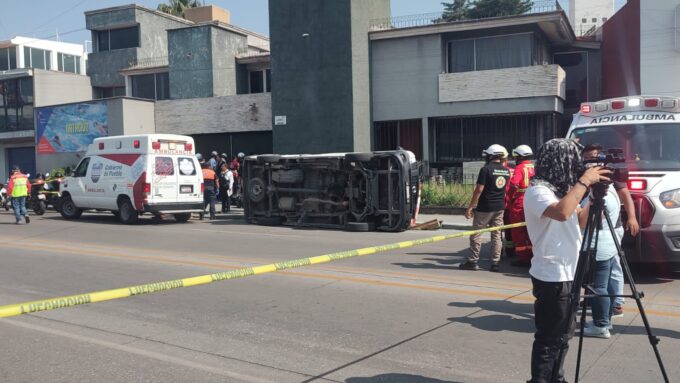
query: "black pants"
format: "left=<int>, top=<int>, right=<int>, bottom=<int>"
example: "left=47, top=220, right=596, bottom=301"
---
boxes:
left=203, top=189, right=216, bottom=219
left=219, top=189, right=230, bottom=212
left=530, top=277, right=576, bottom=383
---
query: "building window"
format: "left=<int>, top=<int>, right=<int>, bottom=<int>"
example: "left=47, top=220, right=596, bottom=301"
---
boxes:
left=57, top=53, right=81, bottom=74
left=0, top=47, right=17, bottom=71
left=581, top=18, right=587, bottom=23
left=447, top=33, right=533, bottom=73
left=554, top=51, right=589, bottom=109
left=592, top=17, right=597, bottom=23
left=431, top=114, right=557, bottom=163
left=0, top=77, right=34, bottom=132
left=95, top=26, right=140, bottom=52
left=602, top=17, right=608, bottom=22
left=249, top=71, right=264, bottom=93
left=266, top=69, right=271, bottom=92
left=130, top=72, right=169, bottom=100
left=94, top=86, right=125, bottom=99
left=24, top=47, right=51, bottom=70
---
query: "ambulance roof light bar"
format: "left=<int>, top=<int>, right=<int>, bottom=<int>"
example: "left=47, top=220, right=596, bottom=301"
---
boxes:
left=580, top=96, right=680, bottom=115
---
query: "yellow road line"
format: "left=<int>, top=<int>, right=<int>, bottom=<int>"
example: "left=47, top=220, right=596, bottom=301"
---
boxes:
left=0, top=223, right=527, bottom=318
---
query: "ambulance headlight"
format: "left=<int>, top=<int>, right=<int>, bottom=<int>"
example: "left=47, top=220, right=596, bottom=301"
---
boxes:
left=660, top=189, right=680, bottom=209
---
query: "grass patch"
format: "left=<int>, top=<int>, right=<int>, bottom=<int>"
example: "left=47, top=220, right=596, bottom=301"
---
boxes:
left=421, top=183, right=474, bottom=208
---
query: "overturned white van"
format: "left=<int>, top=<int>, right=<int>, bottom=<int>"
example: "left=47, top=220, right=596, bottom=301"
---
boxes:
left=59, top=134, right=204, bottom=224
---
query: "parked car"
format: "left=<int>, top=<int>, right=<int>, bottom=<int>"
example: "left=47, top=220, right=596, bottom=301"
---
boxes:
left=242, top=150, right=420, bottom=232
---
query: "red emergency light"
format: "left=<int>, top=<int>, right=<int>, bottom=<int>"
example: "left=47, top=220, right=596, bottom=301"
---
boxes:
left=144, top=183, right=151, bottom=194
left=580, top=104, right=591, bottom=113
left=98, top=142, right=104, bottom=150
left=644, top=98, right=659, bottom=108
left=611, top=100, right=626, bottom=110
left=152, top=141, right=161, bottom=150
left=185, top=143, right=193, bottom=151
left=133, top=140, right=140, bottom=149
left=628, top=179, right=647, bottom=191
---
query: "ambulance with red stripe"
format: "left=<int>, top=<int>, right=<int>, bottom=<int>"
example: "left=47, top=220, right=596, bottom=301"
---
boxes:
left=59, top=134, right=204, bottom=224
left=568, top=96, right=680, bottom=266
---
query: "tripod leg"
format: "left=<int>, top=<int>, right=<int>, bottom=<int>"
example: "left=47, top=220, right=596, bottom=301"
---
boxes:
left=602, top=212, right=669, bottom=383
left=575, top=220, right=600, bottom=383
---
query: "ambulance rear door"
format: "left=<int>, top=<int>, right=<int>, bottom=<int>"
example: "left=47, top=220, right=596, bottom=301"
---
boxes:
left=148, top=155, right=179, bottom=205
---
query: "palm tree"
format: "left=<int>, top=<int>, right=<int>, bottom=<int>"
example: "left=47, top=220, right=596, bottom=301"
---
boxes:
left=157, top=0, right=203, bottom=17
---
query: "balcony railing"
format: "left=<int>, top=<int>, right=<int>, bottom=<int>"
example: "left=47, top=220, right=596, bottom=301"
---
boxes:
left=125, top=56, right=169, bottom=70
left=369, top=0, right=562, bottom=31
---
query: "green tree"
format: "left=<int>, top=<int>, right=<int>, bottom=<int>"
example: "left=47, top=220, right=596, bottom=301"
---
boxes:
left=439, top=0, right=471, bottom=22
left=466, top=0, right=534, bottom=19
left=157, top=0, right=202, bottom=17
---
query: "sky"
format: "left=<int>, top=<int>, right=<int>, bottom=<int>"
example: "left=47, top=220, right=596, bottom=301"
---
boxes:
left=0, top=0, right=627, bottom=47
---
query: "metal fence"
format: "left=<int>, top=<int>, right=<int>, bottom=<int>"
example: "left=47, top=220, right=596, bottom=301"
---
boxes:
left=369, top=0, right=562, bottom=31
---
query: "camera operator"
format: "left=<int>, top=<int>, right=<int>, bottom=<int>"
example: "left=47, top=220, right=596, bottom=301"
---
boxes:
left=523, top=139, right=610, bottom=383
left=582, top=144, right=639, bottom=319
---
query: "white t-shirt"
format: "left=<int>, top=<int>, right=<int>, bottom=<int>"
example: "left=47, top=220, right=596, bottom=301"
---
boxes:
left=524, top=185, right=582, bottom=282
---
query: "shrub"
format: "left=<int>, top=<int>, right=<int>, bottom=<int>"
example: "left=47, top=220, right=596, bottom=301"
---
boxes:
left=420, top=183, right=474, bottom=208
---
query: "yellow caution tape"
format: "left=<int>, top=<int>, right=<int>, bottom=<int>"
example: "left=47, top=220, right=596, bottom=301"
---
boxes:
left=0, top=223, right=526, bottom=319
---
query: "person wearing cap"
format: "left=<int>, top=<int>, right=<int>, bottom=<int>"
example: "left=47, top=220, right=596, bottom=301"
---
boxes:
left=209, top=151, right=218, bottom=172
left=7, top=166, right=32, bottom=224
left=507, top=145, right=536, bottom=267
left=461, top=144, right=511, bottom=272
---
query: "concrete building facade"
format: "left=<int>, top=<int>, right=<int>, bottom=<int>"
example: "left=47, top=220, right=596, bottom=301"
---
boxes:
left=269, top=0, right=390, bottom=154
left=601, top=0, right=680, bottom=98
left=368, top=7, right=600, bottom=169
left=0, top=36, right=91, bottom=180
left=86, top=4, right=273, bottom=156
left=569, top=0, right=615, bottom=36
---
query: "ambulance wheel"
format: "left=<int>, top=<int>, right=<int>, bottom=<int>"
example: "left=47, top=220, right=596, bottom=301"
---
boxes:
left=247, top=177, right=266, bottom=203
left=59, top=196, right=82, bottom=219
left=174, top=213, right=191, bottom=223
left=118, top=198, right=139, bottom=224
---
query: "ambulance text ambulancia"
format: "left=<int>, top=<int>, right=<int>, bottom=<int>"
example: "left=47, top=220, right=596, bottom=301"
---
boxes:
left=568, top=96, right=680, bottom=266
left=60, top=134, right=204, bottom=224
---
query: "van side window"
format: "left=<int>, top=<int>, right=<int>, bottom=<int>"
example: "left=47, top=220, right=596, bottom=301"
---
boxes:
left=178, top=157, right=197, bottom=176
left=74, top=158, right=90, bottom=177
left=155, top=157, right=174, bottom=176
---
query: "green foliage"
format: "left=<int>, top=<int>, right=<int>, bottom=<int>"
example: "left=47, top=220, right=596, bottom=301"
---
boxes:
left=157, top=0, right=202, bottom=17
left=420, top=183, right=474, bottom=207
left=439, top=0, right=534, bottom=22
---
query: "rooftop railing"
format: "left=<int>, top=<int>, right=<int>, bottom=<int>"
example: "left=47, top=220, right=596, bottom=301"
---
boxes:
left=369, top=0, right=563, bottom=31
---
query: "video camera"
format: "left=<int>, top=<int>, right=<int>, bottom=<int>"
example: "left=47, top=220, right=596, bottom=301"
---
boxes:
left=583, top=148, right=628, bottom=198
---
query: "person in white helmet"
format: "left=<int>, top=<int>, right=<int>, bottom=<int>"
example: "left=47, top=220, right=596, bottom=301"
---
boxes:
left=461, top=144, right=511, bottom=272
left=507, top=145, right=536, bottom=267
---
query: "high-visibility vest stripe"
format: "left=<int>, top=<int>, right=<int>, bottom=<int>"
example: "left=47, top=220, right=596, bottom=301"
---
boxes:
left=11, top=176, right=29, bottom=197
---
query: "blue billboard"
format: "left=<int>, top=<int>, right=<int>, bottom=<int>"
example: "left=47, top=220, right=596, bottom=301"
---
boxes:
left=36, top=101, right=108, bottom=154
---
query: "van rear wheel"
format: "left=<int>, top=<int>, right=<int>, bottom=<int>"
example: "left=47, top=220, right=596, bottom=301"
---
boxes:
left=174, top=213, right=191, bottom=223
left=59, top=196, right=82, bottom=220
left=118, top=198, right=139, bottom=224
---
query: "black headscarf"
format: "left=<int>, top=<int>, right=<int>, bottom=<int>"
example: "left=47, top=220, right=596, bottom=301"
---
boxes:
left=531, top=138, right=585, bottom=198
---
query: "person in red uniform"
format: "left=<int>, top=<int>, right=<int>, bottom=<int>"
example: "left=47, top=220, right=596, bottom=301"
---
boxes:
left=502, top=157, right=516, bottom=258
left=507, top=145, right=535, bottom=266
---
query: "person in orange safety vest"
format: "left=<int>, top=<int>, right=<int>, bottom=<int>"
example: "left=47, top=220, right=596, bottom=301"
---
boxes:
left=507, top=145, right=535, bottom=266
left=7, top=166, right=32, bottom=224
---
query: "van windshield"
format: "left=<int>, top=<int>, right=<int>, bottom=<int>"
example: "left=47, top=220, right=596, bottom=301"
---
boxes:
left=571, top=123, right=680, bottom=171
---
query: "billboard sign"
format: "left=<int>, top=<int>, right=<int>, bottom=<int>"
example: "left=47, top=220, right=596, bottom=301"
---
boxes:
left=36, top=101, right=109, bottom=154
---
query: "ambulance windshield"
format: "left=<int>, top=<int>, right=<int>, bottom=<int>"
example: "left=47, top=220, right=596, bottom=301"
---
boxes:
left=571, top=123, right=680, bottom=171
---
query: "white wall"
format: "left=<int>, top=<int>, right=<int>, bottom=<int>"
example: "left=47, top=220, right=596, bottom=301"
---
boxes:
left=570, top=0, right=615, bottom=35
left=640, top=0, right=680, bottom=96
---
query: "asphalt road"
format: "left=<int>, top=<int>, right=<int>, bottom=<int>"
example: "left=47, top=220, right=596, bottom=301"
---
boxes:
left=0, top=209, right=678, bottom=383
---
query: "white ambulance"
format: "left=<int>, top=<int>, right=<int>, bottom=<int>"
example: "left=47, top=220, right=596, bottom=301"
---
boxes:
left=567, top=95, right=680, bottom=266
left=59, top=134, right=204, bottom=224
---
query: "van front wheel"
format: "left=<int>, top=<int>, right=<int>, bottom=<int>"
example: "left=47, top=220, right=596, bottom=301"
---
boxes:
left=118, top=198, right=139, bottom=224
left=60, top=196, right=82, bottom=220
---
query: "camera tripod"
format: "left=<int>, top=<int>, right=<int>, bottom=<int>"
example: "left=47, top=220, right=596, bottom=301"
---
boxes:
left=551, top=184, right=669, bottom=383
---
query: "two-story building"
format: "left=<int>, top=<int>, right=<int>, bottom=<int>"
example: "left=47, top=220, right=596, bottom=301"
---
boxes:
left=84, top=4, right=273, bottom=156
left=0, top=37, right=91, bottom=180
left=368, top=2, right=601, bottom=173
